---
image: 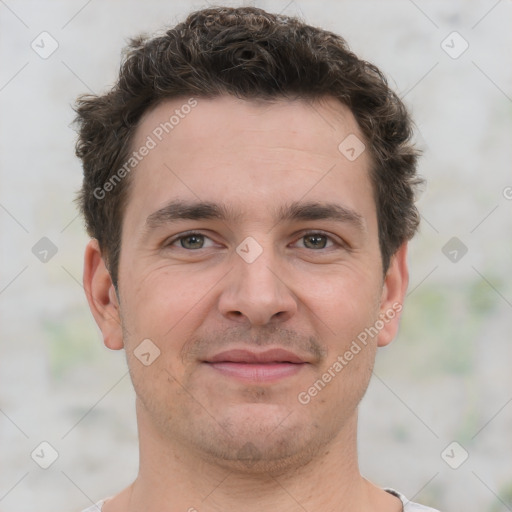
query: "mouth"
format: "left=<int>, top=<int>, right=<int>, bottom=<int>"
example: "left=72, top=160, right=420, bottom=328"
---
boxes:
left=203, top=348, right=310, bottom=383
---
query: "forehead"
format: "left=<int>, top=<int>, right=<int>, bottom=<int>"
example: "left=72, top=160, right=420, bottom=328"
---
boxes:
left=123, top=95, right=374, bottom=230
left=135, top=95, right=363, bottom=160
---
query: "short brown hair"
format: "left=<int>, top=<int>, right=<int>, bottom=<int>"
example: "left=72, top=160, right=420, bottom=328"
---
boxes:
left=74, top=6, right=421, bottom=287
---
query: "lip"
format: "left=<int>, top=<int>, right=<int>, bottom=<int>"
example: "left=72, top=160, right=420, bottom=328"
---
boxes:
left=206, top=348, right=307, bottom=364
left=203, top=349, right=309, bottom=383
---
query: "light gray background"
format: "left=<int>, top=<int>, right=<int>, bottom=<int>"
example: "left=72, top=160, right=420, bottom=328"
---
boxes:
left=0, top=1, right=511, bottom=511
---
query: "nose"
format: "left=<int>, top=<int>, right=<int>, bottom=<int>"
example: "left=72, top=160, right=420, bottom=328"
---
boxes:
left=217, top=243, right=298, bottom=326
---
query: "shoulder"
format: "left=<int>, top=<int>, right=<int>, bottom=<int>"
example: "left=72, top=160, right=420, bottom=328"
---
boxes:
left=385, top=488, right=441, bottom=512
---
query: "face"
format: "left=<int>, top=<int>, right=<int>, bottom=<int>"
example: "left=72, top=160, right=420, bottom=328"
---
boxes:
left=85, top=95, right=408, bottom=474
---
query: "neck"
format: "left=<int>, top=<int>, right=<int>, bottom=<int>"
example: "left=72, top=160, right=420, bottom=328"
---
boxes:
left=109, top=403, right=390, bottom=512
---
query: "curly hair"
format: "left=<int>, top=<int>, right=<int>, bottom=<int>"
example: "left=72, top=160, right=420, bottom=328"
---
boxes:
left=74, top=6, right=421, bottom=287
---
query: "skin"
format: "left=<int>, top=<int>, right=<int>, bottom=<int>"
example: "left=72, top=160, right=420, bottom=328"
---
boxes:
left=84, top=95, right=408, bottom=512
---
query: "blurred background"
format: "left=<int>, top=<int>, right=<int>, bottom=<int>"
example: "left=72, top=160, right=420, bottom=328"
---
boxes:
left=0, top=1, right=511, bottom=511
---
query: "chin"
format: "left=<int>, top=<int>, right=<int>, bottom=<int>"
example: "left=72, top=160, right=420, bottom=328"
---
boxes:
left=188, top=404, right=327, bottom=475
left=199, top=435, right=322, bottom=477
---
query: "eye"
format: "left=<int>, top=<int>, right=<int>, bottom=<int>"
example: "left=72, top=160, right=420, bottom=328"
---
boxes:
left=169, top=232, right=216, bottom=250
left=297, top=232, right=335, bottom=250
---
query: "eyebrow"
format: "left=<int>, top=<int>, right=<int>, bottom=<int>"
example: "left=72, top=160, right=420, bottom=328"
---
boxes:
left=145, top=200, right=240, bottom=229
left=276, top=201, right=365, bottom=230
left=145, top=199, right=365, bottom=232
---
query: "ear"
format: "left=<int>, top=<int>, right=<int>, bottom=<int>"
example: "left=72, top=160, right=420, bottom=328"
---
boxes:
left=377, top=242, right=409, bottom=348
left=83, top=239, right=124, bottom=350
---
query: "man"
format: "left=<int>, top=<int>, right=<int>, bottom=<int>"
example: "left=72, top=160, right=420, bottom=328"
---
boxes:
left=75, top=6, right=439, bottom=512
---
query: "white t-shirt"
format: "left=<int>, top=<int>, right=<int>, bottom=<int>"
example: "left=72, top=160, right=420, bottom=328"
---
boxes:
left=386, top=488, right=441, bottom=511
left=81, top=488, right=440, bottom=511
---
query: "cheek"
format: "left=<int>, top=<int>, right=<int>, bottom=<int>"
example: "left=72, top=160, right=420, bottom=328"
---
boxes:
left=119, top=264, right=220, bottom=348
left=295, top=266, right=382, bottom=397
left=297, top=266, right=382, bottom=333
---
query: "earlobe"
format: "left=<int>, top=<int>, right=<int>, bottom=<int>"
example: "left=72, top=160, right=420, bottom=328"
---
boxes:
left=377, top=243, right=409, bottom=348
left=83, top=239, right=124, bottom=350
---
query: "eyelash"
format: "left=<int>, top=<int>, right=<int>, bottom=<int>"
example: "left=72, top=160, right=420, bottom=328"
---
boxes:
left=165, top=230, right=345, bottom=250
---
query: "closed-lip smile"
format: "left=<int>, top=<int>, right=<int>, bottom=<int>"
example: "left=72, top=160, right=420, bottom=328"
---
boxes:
left=203, top=348, right=310, bottom=382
